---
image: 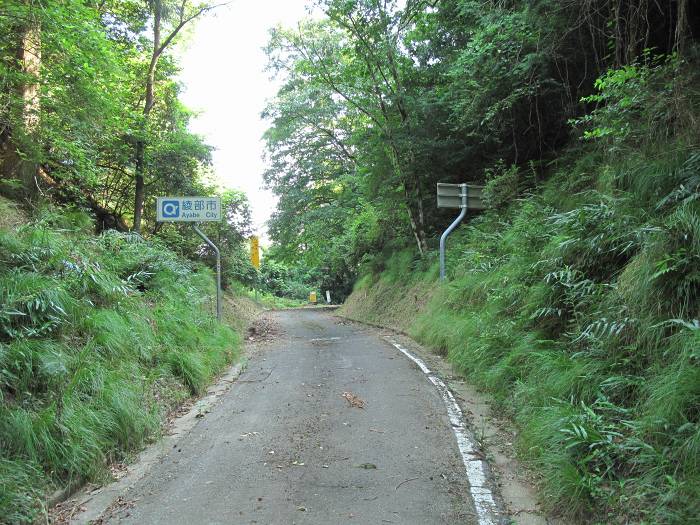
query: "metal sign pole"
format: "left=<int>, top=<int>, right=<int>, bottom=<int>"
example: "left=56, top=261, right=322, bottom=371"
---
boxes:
left=439, top=184, right=468, bottom=281
left=155, top=196, right=223, bottom=320
left=192, top=224, right=222, bottom=322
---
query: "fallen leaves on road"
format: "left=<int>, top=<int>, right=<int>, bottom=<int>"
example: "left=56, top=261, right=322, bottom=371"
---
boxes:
left=355, top=463, right=377, bottom=469
left=110, top=462, right=128, bottom=480
left=245, top=315, right=281, bottom=344
left=49, top=498, right=87, bottom=525
left=342, top=391, right=365, bottom=408
left=93, top=496, right=136, bottom=523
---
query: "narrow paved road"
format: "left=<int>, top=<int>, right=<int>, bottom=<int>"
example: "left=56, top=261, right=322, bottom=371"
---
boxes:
left=105, top=310, right=480, bottom=524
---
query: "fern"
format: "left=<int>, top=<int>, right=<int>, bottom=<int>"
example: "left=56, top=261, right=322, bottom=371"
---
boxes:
left=657, top=151, right=700, bottom=209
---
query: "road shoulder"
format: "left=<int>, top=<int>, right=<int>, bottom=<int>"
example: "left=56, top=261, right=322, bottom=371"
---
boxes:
left=50, top=311, right=279, bottom=525
left=336, top=314, right=563, bottom=525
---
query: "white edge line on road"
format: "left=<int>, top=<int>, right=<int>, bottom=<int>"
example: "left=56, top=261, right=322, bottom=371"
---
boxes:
left=386, top=338, right=500, bottom=525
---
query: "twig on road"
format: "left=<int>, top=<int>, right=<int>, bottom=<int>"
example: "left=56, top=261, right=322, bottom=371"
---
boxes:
left=395, top=477, right=419, bottom=491
left=237, top=367, right=275, bottom=383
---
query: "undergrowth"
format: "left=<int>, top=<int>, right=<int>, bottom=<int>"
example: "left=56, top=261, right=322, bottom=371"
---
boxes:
left=343, top=59, right=700, bottom=524
left=0, top=205, right=240, bottom=523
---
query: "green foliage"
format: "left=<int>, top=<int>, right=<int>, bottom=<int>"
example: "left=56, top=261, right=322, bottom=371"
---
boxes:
left=258, top=259, right=315, bottom=301
left=0, top=458, right=45, bottom=524
left=1, top=1, right=132, bottom=170
left=0, top=0, right=222, bottom=235
left=572, top=55, right=698, bottom=148
left=262, top=0, right=700, bottom=298
left=344, top=109, right=700, bottom=522
left=0, top=208, right=240, bottom=523
left=482, top=161, right=522, bottom=209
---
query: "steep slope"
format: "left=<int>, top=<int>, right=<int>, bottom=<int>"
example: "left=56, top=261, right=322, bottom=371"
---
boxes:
left=0, top=201, right=245, bottom=523
left=340, top=144, right=700, bottom=523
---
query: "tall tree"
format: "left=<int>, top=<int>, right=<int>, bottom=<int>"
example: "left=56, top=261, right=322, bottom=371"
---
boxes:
left=321, top=0, right=434, bottom=254
left=267, top=0, right=433, bottom=254
left=1, top=0, right=41, bottom=199
left=132, top=0, right=222, bottom=233
left=1, top=0, right=133, bottom=210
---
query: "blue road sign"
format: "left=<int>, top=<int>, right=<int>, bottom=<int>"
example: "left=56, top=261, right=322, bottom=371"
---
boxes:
left=156, top=196, right=221, bottom=222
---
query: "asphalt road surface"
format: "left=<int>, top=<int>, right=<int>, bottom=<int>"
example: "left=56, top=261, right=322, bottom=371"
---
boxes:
left=104, top=309, right=481, bottom=524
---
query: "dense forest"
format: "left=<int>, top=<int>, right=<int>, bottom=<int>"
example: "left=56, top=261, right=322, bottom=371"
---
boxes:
left=1, top=0, right=257, bottom=286
left=261, top=0, right=700, bottom=523
left=263, top=0, right=699, bottom=298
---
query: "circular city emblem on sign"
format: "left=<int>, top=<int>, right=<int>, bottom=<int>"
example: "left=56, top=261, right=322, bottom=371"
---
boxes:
left=162, top=200, right=180, bottom=218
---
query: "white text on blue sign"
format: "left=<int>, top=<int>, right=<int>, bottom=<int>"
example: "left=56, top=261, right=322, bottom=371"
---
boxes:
left=156, top=197, right=222, bottom=222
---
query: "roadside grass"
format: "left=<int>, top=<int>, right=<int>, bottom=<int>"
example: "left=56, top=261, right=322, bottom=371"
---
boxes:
left=340, top=142, right=700, bottom=523
left=0, top=204, right=241, bottom=524
left=238, top=286, right=307, bottom=310
left=342, top=249, right=438, bottom=332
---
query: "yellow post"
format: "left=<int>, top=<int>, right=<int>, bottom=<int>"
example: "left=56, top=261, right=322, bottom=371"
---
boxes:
left=309, top=291, right=317, bottom=304
left=250, top=235, right=260, bottom=269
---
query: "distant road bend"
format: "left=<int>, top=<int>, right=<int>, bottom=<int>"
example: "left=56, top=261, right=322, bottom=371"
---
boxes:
left=102, top=309, right=500, bottom=524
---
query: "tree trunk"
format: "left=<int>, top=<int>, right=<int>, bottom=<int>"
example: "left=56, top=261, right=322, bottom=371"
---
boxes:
left=403, top=183, right=427, bottom=256
left=387, top=138, right=427, bottom=255
left=20, top=20, right=40, bottom=134
left=675, top=0, right=689, bottom=55
left=132, top=7, right=160, bottom=233
left=2, top=10, right=41, bottom=200
left=414, top=178, right=428, bottom=254
left=133, top=140, right=146, bottom=232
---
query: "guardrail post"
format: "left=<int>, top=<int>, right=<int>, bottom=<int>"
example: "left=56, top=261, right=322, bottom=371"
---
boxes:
left=439, top=184, right=468, bottom=281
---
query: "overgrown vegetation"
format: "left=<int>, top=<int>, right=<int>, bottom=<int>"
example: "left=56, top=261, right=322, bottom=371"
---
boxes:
left=1, top=0, right=699, bottom=521
left=341, top=59, right=700, bottom=522
left=263, top=0, right=699, bottom=301
left=0, top=204, right=240, bottom=523
left=262, top=1, right=700, bottom=521
left=1, top=0, right=260, bottom=297
left=254, top=258, right=319, bottom=302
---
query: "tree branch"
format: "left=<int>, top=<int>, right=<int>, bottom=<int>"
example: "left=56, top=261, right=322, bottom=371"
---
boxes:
left=155, top=1, right=232, bottom=58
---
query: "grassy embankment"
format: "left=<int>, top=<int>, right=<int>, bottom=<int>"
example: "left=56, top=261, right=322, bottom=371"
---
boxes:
left=341, top=142, right=700, bottom=522
left=0, top=200, right=249, bottom=523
